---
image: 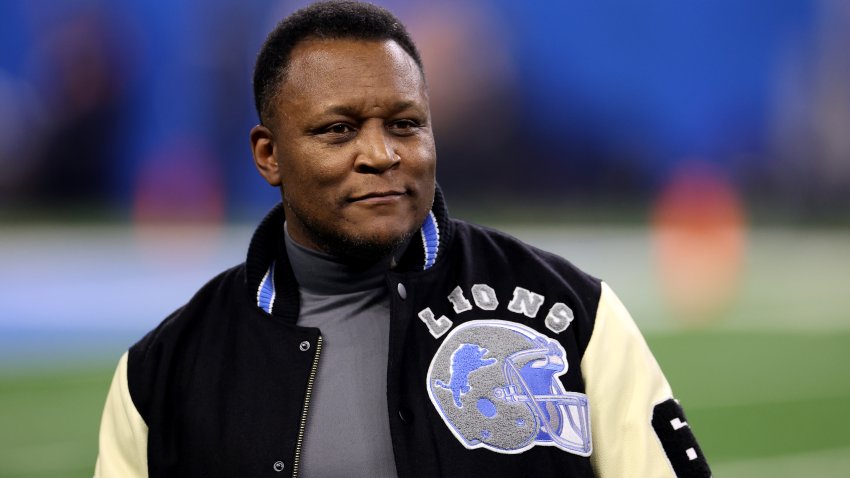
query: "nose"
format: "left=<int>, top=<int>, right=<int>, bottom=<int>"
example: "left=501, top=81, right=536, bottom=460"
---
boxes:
left=354, top=121, right=400, bottom=173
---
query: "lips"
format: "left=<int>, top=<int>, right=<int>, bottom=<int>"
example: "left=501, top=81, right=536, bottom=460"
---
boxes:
left=348, top=190, right=406, bottom=202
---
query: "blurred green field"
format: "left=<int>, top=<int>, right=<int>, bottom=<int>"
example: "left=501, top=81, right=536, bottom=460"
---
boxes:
left=0, top=366, right=112, bottom=477
left=2, top=331, right=848, bottom=477
left=653, top=331, right=850, bottom=476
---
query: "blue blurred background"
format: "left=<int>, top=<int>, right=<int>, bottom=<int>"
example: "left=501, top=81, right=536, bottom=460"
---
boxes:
left=2, top=0, right=848, bottom=219
left=1, top=1, right=849, bottom=477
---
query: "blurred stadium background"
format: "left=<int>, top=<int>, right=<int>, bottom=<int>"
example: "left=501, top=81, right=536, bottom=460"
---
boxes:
left=1, top=0, right=849, bottom=476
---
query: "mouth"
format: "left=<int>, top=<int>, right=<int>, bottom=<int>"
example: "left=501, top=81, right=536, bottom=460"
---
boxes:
left=348, top=190, right=407, bottom=203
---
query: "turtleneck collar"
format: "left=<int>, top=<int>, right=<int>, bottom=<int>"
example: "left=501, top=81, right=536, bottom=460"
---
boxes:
left=284, top=222, right=404, bottom=295
left=245, top=184, right=452, bottom=321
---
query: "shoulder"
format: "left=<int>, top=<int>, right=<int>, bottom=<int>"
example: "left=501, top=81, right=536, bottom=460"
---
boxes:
left=448, top=218, right=601, bottom=295
left=130, top=264, right=246, bottom=358
left=443, top=219, right=602, bottom=344
left=126, top=264, right=247, bottom=417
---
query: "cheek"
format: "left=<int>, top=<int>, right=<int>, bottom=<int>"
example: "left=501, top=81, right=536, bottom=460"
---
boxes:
left=402, top=136, right=437, bottom=173
left=280, top=146, right=347, bottom=188
left=415, top=147, right=438, bottom=181
left=310, top=162, right=348, bottom=186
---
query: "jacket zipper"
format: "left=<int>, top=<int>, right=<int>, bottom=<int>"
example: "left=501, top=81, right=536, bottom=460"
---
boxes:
left=291, top=335, right=322, bottom=478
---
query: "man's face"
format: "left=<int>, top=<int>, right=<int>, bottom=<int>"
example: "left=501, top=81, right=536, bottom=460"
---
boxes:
left=254, top=38, right=436, bottom=259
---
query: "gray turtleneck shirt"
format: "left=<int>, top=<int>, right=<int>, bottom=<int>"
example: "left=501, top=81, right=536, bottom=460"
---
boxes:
left=284, top=225, right=398, bottom=478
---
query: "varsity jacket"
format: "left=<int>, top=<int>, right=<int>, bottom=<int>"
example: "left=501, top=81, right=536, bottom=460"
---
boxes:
left=95, top=187, right=711, bottom=477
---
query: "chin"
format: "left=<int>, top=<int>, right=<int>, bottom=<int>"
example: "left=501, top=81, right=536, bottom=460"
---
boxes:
left=290, top=200, right=426, bottom=262
left=332, top=227, right=413, bottom=263
left=362, top=221, right=416, bottom=243
left=357, top=222, right=415, bottom=247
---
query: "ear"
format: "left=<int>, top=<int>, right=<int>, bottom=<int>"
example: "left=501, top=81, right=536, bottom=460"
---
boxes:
left=250, top=124, right=281, bottom=186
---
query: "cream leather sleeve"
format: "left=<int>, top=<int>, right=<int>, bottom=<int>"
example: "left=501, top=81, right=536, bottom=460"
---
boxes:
left=94, top=351, right=149, bottom=478
left=581, top=282, right=675, bottom=478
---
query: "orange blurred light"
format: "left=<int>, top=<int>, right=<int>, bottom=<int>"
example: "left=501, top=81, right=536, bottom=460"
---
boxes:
left=651, top=160, right=747, bottom=327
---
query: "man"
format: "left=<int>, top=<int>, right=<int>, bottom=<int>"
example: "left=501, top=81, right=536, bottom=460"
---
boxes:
left=96, top=2, right=711, bottom=477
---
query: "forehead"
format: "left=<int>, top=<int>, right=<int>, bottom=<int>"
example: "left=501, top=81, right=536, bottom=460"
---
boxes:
left=277, top=38, right=427, bottom=116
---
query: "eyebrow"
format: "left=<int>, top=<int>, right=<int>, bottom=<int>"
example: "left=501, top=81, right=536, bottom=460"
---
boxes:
left=322, top=100, right=420, bottom=117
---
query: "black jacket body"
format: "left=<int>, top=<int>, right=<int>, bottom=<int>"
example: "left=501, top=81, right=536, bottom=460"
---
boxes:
left=96, top=187, right=710, bottom=477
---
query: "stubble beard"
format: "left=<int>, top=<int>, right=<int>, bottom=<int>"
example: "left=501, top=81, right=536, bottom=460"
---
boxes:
left=284, top=196, right=420, bottom=265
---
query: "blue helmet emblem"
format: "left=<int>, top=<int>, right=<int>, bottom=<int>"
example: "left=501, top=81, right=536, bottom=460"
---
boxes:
left=427, top=320, right=592, bottom=456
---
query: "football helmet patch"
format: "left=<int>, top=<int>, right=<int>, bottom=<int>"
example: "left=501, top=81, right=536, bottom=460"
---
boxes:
left=427, top=320, right=592, bottom=456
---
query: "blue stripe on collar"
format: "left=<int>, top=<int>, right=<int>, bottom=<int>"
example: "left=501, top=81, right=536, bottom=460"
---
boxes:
left=256, top=211, right=439, bottom=314
left=257, top=260, right=276, bottom=313
left=421, top=210, right=440, bottom=270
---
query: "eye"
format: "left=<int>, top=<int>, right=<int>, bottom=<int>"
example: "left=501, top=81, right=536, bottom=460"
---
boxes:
left=325, top=123, right=354, bottom=135
left=315, top=122, right=357, bottom=143
left=388, top=119, right=421, bottom=135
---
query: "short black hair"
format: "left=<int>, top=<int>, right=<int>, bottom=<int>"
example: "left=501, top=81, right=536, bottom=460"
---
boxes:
left=253, top=0, right=423, bottom=126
